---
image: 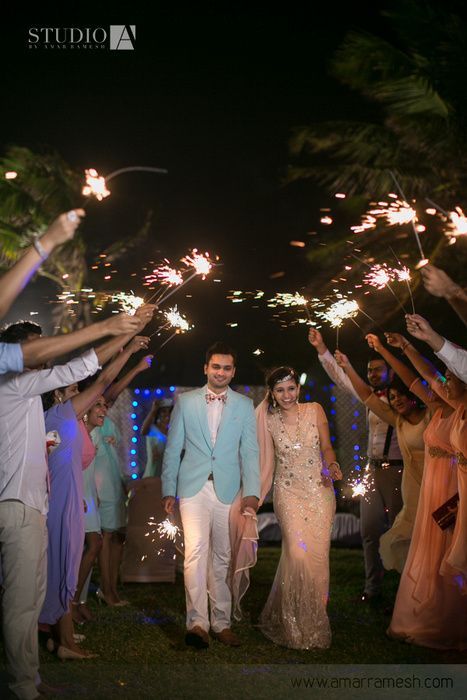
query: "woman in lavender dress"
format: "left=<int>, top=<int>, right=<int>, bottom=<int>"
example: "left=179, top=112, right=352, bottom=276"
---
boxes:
left=39, top=333, right=150, bottom=659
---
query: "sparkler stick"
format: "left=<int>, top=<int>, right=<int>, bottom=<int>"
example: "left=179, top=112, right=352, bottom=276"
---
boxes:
left=388, top=170, right=427, bottom=263
left=388, top=246, right=415, bottom=313
left=149, top=321, right=171, bottom=338
left=81, top=165, right=168, bottom=207
left=156, top=331, right=179, bottom=351
left=351, top=254, right=408, bottom=314
left=155, top=270, right=198, bottom=304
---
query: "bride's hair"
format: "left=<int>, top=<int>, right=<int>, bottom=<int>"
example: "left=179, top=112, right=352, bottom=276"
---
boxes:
left=265, top=366, right=300, bottom=407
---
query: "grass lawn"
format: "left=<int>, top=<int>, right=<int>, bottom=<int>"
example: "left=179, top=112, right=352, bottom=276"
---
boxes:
left=1, top=546, right=464, bottom=698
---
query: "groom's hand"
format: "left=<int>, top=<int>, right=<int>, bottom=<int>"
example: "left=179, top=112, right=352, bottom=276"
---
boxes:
left=162, top=496, right=176, bottom=514
left=241, top=496, right=259, bottom=513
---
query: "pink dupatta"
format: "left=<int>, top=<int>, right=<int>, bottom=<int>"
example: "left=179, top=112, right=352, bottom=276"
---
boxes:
left=229, top=398, right=275, bottom=620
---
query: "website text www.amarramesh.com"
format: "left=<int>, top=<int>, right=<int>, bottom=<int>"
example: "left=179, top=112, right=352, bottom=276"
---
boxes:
left=290, top=675, right=454, bottom=689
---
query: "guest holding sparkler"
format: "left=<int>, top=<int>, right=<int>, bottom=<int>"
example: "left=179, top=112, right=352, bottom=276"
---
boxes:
left=379, top=329, right=467, bottom=649
left=308, top=328, right=403, bottom=605
left=255, top=367, right=341, bottom=649
left=404, top=314, right=467, bottom=594
left=39, top=327, right=151, bottom=659
left=334, top=339, right=432, bottom=573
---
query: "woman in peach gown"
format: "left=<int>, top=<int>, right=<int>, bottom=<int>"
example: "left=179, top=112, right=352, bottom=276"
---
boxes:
left=384, top=330, right=467, bottom=650
left=257, top=367, right=341, bottom=649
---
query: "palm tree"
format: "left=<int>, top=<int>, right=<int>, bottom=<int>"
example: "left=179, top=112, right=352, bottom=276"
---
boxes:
left=287, top=0, right=467, bottom=323
left=0, top=146, right=153, bottom=331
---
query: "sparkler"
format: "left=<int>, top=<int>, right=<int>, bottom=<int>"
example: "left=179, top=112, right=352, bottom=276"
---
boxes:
left=111, top=292, right=144, bottom=315
left=268, top=292, right=312, bottom=322
left=81, top=165, right=168, bottom=203
left=388, top=170, right=426, bottom=263
left=164, top=306, right=191, bottom=332
left=155, top=250, right=215, bottom=305
left=157, top=518, right=181, bottom=542
left=144, top=264, right=184, bottom=288
left=447, top=207, right=467, bottom=237
left=82, top=168, right=110, bottom=201
left=314, top=297, right=359, bottom=329
left=349, top=466, right=374, bottom=501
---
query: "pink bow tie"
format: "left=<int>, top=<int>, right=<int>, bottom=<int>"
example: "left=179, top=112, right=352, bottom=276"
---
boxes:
left=205, top=393, right=227, bottom=404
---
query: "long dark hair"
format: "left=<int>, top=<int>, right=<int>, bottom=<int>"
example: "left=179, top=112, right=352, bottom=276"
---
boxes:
left=387, top=376, right=425, bottom=411
left=266, top=366, right=300, bottom=407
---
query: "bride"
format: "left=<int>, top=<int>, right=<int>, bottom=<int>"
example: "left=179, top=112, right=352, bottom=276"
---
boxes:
left=257, top=366, right=341, bottom=649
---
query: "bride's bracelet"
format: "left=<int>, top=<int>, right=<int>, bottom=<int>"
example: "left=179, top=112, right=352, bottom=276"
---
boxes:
left=328, top=461, right=340, bottom=470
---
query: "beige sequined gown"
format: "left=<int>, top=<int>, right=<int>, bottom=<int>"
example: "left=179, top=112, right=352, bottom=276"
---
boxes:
left=259, top=402, right=336, bottom=649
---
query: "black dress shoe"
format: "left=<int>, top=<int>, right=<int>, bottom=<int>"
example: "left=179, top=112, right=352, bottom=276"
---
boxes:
left=185, top=625, right=209, bottom=649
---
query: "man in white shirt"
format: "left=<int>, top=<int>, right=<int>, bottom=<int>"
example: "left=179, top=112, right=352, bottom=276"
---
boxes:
left=309, top=329, right=403, bottom=604
left=162, top=342, right=260, bottom=648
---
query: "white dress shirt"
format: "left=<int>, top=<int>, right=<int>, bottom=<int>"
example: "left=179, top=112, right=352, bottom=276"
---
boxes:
left=0, top=349, right=100, bottom=515
left=436, top=338, right=467, bottom=383
left=318, top=349, right=401, bottom=460
left=205, top=386, right=227, bottom=447
left=0, top=342, right=23, bottom=375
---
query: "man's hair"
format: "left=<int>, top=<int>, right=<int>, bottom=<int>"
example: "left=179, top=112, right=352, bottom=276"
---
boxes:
left=205, top=341, right=237, bottom=366
left=0, top=320, right=42, bottom=344
left=367, top=353, right=390, bottom=372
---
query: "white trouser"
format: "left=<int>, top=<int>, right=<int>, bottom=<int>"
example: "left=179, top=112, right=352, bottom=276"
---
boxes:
left=0, top=501, right=48, bottom=700
left=179, top=480, right=232, bottom=633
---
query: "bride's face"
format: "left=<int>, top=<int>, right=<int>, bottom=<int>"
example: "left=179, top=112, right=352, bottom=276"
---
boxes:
left=272, top=379, right=299, bottom=410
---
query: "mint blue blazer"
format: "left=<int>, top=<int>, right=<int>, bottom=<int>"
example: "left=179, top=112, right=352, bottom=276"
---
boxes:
left=161, top=386, right=260, bottom=504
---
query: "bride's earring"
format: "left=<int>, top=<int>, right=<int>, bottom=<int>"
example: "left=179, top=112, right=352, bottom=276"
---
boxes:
left=272, top=397, right=277, bottom=408
left=83, top=413, right=88, bottom=424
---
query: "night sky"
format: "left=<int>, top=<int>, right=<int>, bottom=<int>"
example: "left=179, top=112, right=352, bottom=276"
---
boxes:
left=2, top=5, right=458, bottom=385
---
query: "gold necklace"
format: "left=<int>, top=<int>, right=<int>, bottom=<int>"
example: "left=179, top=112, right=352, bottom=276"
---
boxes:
left=278, top=404, right=302, bottom=449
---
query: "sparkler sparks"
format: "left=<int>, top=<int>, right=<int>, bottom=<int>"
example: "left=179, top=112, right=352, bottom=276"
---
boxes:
left=448, top=207, right=467, bottom=237
left=111, top=292, right=144, bottom=315
left=82, top=168, right=111, bottom=201
left=351, top=199, right=417, bottom=234
left=268, top=292, right=309, bottom=308
left=314, top=297, right=359, bottom=329
left=144, top=264, right=184, bottom=287
left=182, top=249, right=213, bottom=278
left=363, top=263, right=411, bottom=290
left=349, top=467, right=374, bottom=500
left=164, top=306, right=191, bottom=332
left=157, top=518, right=181, bottom=542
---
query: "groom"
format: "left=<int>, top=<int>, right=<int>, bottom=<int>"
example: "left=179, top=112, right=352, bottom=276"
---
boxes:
left=162, top=341, right=260, bottom=648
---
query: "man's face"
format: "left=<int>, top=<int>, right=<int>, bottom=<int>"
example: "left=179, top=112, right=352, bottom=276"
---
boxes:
left=367, top=359, right=390, bottom=389
left=204, top=354, right=236, bottom=393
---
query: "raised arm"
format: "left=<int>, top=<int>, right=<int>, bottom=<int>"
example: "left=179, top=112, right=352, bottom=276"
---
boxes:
left=20, top=312, right=143, bottom=368
left=0, top=210, right=85, bottom=320
left=92, top=304, right=156, bottom=366
left=104, top=354, right=153, bottom=406
left=334, top=349, right=396, bottom=427
left=308, top=328, right=359, bottom=401
left=70, top=336, right=150, bottom=420
left=421, top=264, right=467, bottom=325
left=141, top=400, right=159, bottom=436
left=382, top=331, right=442, bottom=408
